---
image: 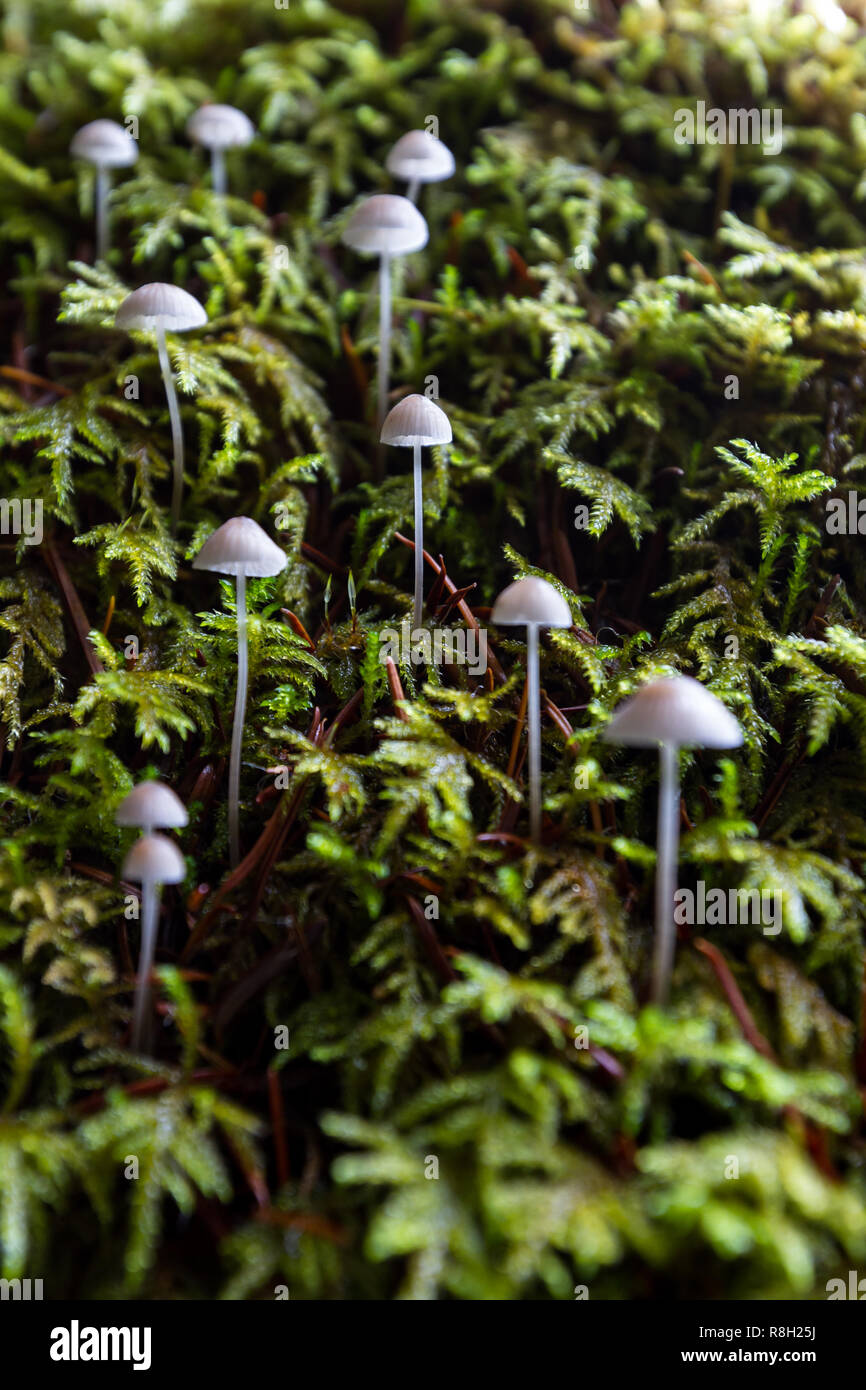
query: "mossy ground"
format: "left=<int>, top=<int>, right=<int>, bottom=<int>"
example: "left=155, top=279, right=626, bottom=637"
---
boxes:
left=1, top=0, right=866, bottom=1300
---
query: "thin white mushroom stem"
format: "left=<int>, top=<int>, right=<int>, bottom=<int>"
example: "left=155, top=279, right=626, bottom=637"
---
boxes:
left=378, top=251, right=392, bottom=429
left=653, top=741, right=681, bottom=1004
left=211, top=147, right=227, bottom=197
left=406, top=178, right=420, bottom=204
left=132, top=882, right=159, bottom=1050
left=413, top=441, right=424, bottom=628
left=228, top=572, right=249, bottom=869
left=526, top=624, right=542, bottom=842
left=155, top=321, right=184, bottom=533
left=95, top=166, right=111, bottom=260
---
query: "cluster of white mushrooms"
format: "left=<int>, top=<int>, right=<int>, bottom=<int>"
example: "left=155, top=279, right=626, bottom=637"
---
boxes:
left=114, top=780, right=188, bottom=1049
left=71, top=105, right=255, bottom=257
left=84, top=107, right=744, bottom=1045
left=341, top=123, right=455, bottom=424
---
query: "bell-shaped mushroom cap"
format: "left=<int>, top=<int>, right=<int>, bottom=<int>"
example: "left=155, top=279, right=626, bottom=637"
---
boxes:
left=386, top=129, right=455, bottom=185
left=116, top=781, right=188, bottom=830
left=342, top=194, right=429, bottom=256
left=116, top=283, right=207, bottom=333
left=71, top=119, right=139, bottom=169
left=380, top=393, right=452, bottom=447
left=192, top=515, right=288, bottom=578
left=491, top=576, right=572, bottom=629
left=186, top=103, right=254, bottom=151
left=122, top=833, right=186, bottom=885
left=601, top=675, right=743, bottom=749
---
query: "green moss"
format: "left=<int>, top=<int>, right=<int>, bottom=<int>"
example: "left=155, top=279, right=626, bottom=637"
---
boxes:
left=1, top=0, right=866, bottom=1299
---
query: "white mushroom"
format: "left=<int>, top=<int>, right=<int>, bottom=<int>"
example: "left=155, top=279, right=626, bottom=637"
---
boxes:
left=115, top=284, right=208, bottom=532
left=381, top=394, right=451, bottom=628
left=186, top=103, right=254, bottom=197
left=602, top=675, right=743, bottom=1004
left=193, top=517, right=288, bottom=868
left=115, top=780, right=188, bottom=837
left=491, top=576, right=572, bottom=842
left=341, top=195, right=428, bottom=430
left=70, top=119, right=138, bottom=261
left=386, top=129, right=455, bottom=204
left=122, top=832, right=186, bottom=1051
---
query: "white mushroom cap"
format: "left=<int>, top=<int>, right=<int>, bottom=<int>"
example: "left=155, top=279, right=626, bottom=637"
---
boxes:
left=116, top=283, right=207, bottom=333
left=342, top=194, right=429, bottom=256
left=601, top=675, right=743, bottom=749
left=386, top=130, right=455, bottom=185
left=71, top=119, right=139, bottom=169
left=186, top=104, right=255, bottom=151
left=192, top=515, right=288, bottom=577
left=491, top=576, right=572, bottom=629
left=116, top=781, right=188, bottom=830
left=122, top=833, right=186, bottom=885
left=380, top=393, right=452, bottom=447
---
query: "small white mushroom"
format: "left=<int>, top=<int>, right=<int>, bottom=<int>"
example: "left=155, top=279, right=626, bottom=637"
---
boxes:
left=115, top=780, right=188, bottom=837
left=70, top=118, right=138, bottom=261
left=122, top=832, right=186, bottom=1051
left=115, top=284, right=208, bottom=532
left=491, top=577, right=572, bottom=843
left=386, top=129, right=455, bottom=204
left=602, top=675, right=743, bottom=1004
left=342, top=195, right=428, bottom=430
left=186, top=104, right=254, bottom=197
left=193, top=517, right=288, bottom=868
left=381, top=394, right=451, bottom=628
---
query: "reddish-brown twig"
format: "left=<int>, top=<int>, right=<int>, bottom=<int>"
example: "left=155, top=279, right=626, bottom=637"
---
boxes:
left=268, top=1067, right=291, bottom=1188
left=42, top=539, right=104, bottom=675
left=693, top=937, right=776, bottom=1060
